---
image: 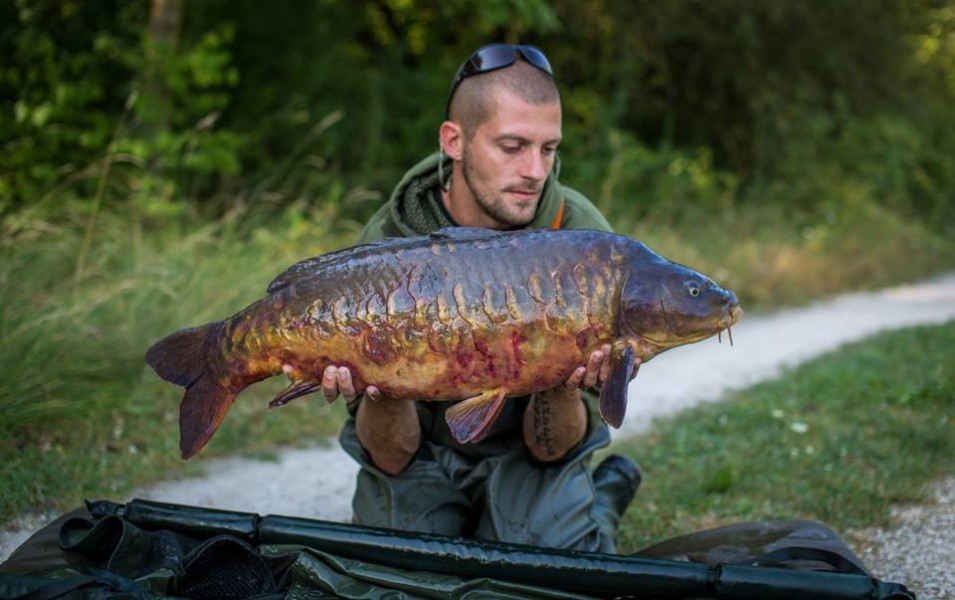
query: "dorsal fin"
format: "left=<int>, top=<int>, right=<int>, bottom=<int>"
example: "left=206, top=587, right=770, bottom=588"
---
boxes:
left=267, top=237, right=414, bottom=294
left=268, top=228, right=503, bottom=294
left=429, top=226, right=500, bottom=240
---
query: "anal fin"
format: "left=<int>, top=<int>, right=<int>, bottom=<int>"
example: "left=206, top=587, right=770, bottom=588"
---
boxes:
left=445, top=387, right=507, bottom=444
left=269, top=380, right=321, bottom=408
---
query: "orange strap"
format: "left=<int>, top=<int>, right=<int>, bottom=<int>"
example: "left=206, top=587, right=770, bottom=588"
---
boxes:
left=549, top=198, right=565, bottom=229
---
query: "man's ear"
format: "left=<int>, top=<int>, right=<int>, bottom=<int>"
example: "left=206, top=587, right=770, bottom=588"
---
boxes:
left=439, top=121, right=464, bottom=160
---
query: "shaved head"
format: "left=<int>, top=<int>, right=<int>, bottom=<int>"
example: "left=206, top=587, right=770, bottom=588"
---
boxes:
left=448, top=59, right=560, bottom=137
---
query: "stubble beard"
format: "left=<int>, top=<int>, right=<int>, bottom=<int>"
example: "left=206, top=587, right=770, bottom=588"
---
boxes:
left=461, top=146, right=539, bottom=228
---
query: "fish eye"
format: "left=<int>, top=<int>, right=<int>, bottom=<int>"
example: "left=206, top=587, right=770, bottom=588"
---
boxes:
left=687, top=283, right=701, bottom=297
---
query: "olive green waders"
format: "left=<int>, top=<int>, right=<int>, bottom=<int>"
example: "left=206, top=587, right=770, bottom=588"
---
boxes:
left=339, top=395, right=623, bottom=552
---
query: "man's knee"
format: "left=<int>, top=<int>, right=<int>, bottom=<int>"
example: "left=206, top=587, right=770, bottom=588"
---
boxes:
left=351, top=462, right=472, bottom=536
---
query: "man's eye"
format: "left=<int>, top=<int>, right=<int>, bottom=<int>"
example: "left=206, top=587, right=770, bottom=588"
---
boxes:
left=501, top=145, right=521, bottom=153
left=543, top=146, right=557, bottom=156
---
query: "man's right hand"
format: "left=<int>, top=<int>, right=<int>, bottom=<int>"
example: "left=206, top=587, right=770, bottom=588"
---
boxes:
left=320, top=365, right=380, bottom=403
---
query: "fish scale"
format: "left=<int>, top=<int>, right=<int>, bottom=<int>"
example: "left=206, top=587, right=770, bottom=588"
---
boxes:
left=146, top=227, right=742, bottom=459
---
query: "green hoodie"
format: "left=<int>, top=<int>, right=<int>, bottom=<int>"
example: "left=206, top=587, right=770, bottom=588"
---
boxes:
left=356, top=152, right=612, bottom=243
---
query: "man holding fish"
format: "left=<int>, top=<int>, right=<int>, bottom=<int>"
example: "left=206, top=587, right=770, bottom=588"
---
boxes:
left=326, top=44, right=643, bottom=552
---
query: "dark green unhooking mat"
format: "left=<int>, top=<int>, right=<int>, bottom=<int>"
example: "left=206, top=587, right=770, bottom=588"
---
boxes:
left=0, top=499, right=915, bottom=600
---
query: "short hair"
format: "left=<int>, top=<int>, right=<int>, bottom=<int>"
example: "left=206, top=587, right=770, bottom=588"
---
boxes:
left=448, top=59, right=560, bottom=137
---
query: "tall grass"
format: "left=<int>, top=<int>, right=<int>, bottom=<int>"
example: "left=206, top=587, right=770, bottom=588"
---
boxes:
left=0, top=203, right=357, bottom=517
left=622, top=183, right=954, bottom=311
left=0, top=187, right=952, bottom=520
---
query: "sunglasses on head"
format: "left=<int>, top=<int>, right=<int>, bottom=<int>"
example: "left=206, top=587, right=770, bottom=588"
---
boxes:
left=445, top=44, right=554, bottom=118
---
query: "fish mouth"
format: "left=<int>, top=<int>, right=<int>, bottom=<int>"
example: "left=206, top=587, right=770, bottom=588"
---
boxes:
left=641, top=299, right=743, bottom=349
left=724, top=304, right=744, bottom=328
left=715, top=304, right=743, bottom=345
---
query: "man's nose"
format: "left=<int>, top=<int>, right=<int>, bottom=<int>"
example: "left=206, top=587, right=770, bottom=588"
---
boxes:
left=520, top=152, right=549, bottom=181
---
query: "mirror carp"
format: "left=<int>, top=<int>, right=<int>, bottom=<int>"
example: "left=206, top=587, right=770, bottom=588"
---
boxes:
left=146, top=227, right=742, bottom=459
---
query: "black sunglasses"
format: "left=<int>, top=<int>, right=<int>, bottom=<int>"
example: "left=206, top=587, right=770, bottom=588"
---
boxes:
left=445, top=44, right=554, bottom=118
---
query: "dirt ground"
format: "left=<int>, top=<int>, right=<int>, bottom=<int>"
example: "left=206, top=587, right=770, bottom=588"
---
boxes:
left=3, top=273, right=954, bottom=597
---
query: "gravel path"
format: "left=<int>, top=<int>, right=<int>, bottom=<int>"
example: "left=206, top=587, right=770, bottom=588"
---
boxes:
left=3, top=273, right=954, bottom=596
left=852, top=477, right=955, bottom=600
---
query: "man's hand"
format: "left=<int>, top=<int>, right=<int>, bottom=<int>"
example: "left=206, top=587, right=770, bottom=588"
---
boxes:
left=563, top=343, right=610, bottom=393
left=317, top=365, right=380, bottom=403
left=561, top=343, right=642, bottom=393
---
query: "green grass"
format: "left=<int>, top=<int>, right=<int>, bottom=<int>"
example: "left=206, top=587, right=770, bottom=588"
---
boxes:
left=612, top=322, right=955, bottom=552
left=0, top=195, right=952, bottom=521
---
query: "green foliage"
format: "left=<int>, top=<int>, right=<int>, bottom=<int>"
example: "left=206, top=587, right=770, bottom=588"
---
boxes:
left=4, top=0, right=955, bottom=239
left=547, top=0, right=955, bottom=236
left=182, top=0, right=562, bottom=200
left=613, top=322, right=955, bottom=551
left=1, top=0, right=243, bottom=216
left=1, top=1, right=130, bottom=208
left=567, top=129, right=740, bottom=223
left=546, top=1, right=923, bottom=158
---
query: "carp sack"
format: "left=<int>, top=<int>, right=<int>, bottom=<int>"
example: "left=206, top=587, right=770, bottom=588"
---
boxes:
left=146, top=227, right=742, bottom=459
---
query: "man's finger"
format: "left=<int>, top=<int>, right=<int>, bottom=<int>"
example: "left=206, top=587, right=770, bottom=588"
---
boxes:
left=595, top=344, right=614, bottom=385
left=321, top=365, right=339, bottom=401
left=336, top=366, right=356, bottom=401
left=564, top=365, right=586, bottom=389
left=581, top=349, right=604, bottom=389
left=598, top=360, right=613, bottom=386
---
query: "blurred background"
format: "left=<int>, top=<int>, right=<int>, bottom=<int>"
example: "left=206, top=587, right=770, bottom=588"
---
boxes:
left=1, top=0, right=953, bottom=519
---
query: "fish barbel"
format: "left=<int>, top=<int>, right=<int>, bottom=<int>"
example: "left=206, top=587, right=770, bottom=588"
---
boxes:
left=146, top=227, right=742, bottom=458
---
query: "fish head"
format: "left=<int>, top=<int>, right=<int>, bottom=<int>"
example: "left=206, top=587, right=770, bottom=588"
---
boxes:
left=619, top=256, right=742, bottom=359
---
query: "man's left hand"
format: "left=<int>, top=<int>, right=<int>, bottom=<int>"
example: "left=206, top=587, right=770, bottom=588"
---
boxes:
left=560, top=343, right=642, bottom=393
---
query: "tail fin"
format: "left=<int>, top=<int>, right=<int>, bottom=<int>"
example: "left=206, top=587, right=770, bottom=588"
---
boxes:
left=178, top=371, right=236, bottom=459
left=145, top=323, right=235, bottom=459
left=146, top=323, right=221, bottom=387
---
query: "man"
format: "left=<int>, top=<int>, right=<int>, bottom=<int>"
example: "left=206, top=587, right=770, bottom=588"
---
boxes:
left=324, top=44, right=641, bottom=552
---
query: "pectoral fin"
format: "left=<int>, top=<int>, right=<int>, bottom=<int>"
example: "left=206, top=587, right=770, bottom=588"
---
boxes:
left=445, top=387, right=508, bottom=444
left=269, top=380, right=321, bottom=408
left=599, top=344, right=635, bottom=429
